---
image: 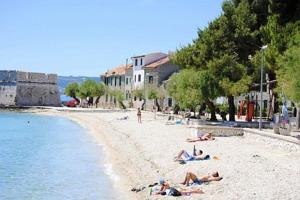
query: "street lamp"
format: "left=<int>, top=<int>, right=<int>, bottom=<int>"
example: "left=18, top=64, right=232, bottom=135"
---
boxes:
left=259, top=45, right=268, bottom=130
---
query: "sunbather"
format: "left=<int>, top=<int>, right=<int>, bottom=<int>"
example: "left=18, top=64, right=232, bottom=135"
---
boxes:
left=152, top=179, right=203, bottom=196
left=174, top=149, right=210, bottom=161
left=181, top=171, right=223, bottom=186
left=186, top=133, right=215, bottom=142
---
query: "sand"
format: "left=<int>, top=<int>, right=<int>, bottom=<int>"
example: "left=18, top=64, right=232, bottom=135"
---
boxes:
left=36, top=109, right=300, bottom=200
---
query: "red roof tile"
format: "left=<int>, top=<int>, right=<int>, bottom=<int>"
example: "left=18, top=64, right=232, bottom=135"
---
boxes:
left=144, top=56, right=170, bottom=68
left=104, top=64, right=132, bottom=76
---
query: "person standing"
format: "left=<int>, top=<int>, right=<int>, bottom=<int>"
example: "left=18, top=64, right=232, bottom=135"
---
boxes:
left=137, top=108, right=142, bottom=123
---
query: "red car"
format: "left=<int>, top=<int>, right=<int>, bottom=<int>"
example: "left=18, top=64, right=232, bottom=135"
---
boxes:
left=64, top=99, right=78, bottom=107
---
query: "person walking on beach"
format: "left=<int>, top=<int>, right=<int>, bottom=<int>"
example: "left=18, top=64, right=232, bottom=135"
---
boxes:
left=137, top=108, right=142, bottom=123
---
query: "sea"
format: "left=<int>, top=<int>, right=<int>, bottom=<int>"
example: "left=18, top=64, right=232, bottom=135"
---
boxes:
left=0, top=112, right=116, bottom=200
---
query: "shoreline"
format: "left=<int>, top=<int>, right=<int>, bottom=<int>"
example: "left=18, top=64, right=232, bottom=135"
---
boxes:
left=34, top=109, right=139, bottom=200
left=15, top=108, right=300, bottom=199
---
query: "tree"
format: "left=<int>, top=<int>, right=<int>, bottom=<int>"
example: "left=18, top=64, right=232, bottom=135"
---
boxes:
left=110, top=89, right=126, bottom=109
left=94, top=83, right=106, bottom=107
left=147, top=86, right=164, bottom=111
left=277, top=32, right=300, bottom=128
left=65, top=82, right=80, bottom=103
left=132, top=89, right=144, bottom=100
left=167, top=69, right=219, bottom=120
left=78, top=80, right=99, bottom=105
left=172, top=0, right=258, bottom=121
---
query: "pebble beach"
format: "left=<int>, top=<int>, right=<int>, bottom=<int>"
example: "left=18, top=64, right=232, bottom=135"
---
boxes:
left=38, top=109, right=300, bottom=200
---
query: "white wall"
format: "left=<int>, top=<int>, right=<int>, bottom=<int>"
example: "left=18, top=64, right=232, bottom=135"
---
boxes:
left=133, top=69, right=144, bottom=89
left=132, top=57, right=145, bottom=89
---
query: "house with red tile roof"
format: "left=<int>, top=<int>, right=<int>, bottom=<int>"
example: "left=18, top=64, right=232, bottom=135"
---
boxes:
left=100, top=52, right=179, bottom=110
left=131, top=52, right=179, bottom=110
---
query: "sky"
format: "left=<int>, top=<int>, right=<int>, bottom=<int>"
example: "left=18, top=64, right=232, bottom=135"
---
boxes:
left=0, top=0, right=224, bottom=76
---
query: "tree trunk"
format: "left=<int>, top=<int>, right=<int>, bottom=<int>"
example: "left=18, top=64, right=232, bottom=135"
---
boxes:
left=141, top=99, right=146, bottom=110
left=206, top=100, right=217, bottom=121
left=190, top=107, right=196, bottom=117
left=296, top=107, right=300, bottom=130
left=95, top=96, right=100, bottom=108
left=154, top=98, right=161, bottom=111
left=73, top=96, right=80, bottom=104
left=228, top=95, right=235, bottom=121
left=118, top=101, right=126, bottom=109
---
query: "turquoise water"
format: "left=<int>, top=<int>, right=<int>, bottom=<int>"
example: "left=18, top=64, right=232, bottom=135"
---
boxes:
left=0, top=112, right=115, bottom=200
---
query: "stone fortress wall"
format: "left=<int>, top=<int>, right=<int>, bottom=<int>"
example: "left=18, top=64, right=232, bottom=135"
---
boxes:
left=0, top=70, right=61, bottom=107
left=0, top=70, right=18, bottom=106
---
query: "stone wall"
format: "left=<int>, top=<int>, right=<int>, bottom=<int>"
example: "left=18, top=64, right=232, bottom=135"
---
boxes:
left=16, top=83, right=60, bottom=106
left=0, top=70, right=61, bottom=107
left=0, top=83, right=17, bottom=106
left=0, top=70, right=17, bottom=106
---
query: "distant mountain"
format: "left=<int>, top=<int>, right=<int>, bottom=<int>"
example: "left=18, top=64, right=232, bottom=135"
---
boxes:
left=58, top=76, right=100, bottom=94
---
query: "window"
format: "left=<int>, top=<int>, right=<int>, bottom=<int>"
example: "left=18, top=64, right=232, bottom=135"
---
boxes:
left=264, top=100, right=268, bottom=109
left=149, top=76, right=153, bottom=84
left=115, top=77, right=117, bottom=86
left=138, top=74, right=141, bottom=82
left=135, top=59, right=138, bottom=66
left=168, top=98, right=173, bottom=107
left=140, top=58, right=143, bottom=65
left=105, top=94, right=108, bottom=102
left=126, top=78, right=128, bottom=85
left=134, top=75, right=136, bottom=82
left=119, top=76, right=122, bottom=86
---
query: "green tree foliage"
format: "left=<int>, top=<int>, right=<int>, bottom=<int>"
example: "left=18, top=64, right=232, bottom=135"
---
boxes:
left=147, top=86, right=165, bottom=111
left=65, top=82, right=80, bottom=103
left=171, top=0, right=300, bottom=121
left=78, top=80, right=98, bottom=99
left=132, top=89, right=144, bottom=100
left=277, top=33, right=300, bottom=104
left=94, top=83, right=106, bottom=107
left=167, top=69, right=219, bottom=119
left=110, top=89, right=126, bottom=109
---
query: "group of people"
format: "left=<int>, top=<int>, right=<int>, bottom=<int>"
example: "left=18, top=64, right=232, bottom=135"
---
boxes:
left=152, top=171, right=222, bottom=196
left=135, top=108, right=221, bottom=197
left=152, top=132, right=219, bottom=197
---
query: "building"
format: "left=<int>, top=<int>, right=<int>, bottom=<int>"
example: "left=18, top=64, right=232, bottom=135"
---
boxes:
left=0, top=70, right=61, bottom=107
left=101, top=52, right=179, bottom=109
left=131, top=52, right=179, bottom=110
left=100, top=64, right=133, bottom=108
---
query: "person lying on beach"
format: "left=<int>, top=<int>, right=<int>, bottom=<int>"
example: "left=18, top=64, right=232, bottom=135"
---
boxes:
left=186, top=133, right=215, bottom=142
left=174, top=149, right=210, bottom=162
left=181, top=171, right=223, bottom=186
left=117, top=116, right=129, bottom=120
left=152, top=179, right=204, bottom=196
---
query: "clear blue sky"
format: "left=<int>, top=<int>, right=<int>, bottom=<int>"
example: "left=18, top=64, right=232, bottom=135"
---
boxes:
left=0, top=0, right=224, bottom=76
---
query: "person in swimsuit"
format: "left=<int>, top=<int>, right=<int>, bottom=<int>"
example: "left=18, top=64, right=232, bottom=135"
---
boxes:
left=174, top=149, right=210, bottom=161
left=153, top=179, right=203, bottom=196
left=137, top=108, right=141, bottom=123
left=186, top=133, right=215, bottom=142
left=181, top=171, right=222, bottom=186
